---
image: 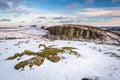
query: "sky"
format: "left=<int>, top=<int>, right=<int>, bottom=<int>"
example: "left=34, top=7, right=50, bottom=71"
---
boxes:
left=0, top=0, right=120, bottom=26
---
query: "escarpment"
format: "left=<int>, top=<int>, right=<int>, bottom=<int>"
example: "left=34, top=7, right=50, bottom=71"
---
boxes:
left=46, top=24, right=120, bottom=45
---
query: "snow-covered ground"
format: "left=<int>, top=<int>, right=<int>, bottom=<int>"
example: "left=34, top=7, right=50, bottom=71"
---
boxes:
left=0, top=27, right=47, bottom=39
left=0, top=27, right=120, bottom=80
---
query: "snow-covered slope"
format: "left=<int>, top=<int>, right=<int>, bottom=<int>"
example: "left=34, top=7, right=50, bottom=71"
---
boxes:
left=0, top=25, right=120, bottom=80
left=0, top=39, right=120, bottom=80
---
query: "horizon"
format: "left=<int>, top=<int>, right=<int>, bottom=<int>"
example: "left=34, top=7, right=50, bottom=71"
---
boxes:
left=0, top=0, right=120, bottom=26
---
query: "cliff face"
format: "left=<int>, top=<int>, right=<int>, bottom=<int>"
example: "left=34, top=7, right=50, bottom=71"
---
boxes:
left=46, top=24, right=120, bottom=45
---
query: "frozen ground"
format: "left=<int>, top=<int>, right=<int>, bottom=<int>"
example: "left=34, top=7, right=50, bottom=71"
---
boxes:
left=0, top=27, right=47, bottom=39
left=0, top=27, right=120, bottom=80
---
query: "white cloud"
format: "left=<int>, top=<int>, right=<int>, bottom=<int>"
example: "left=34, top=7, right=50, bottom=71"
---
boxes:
left=77, top=8, right=120, bottom=17
left=1, top=6, right=120, bottom=26
left=100, top=18, right=120, bottom=26
left=82, top=18, right=120, bottom=26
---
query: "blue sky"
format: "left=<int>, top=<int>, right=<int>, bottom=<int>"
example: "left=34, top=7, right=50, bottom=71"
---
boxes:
left=0, top=0, right=120, bottom=26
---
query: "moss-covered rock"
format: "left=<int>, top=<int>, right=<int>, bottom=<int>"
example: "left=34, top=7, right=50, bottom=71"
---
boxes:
left=15, top=60, right=28, bottom=70
left=22, top=50, right=37, bottom=55
left=33, top=56, right=44, bottom=66
left=48, top=55, right=60, bottom=62
left=7, top=44, right=80, bottom=70
left=7, top=53, right=24, bottom=60
left=15, top=56, right=44, bottom=70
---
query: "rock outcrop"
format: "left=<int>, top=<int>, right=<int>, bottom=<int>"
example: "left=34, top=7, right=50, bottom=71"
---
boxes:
left=46, top=24, right=120, bottom=45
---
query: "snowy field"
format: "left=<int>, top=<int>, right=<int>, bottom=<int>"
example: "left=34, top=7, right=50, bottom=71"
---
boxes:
left=0, top=27, right=47, bottom=39
left=0, top=27, right=120, bottom=80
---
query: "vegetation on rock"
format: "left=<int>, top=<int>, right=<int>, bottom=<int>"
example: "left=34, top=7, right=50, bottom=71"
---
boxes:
left=81, top=78, right=91, bottom=80
left=7, top=44, right=80, bottom=70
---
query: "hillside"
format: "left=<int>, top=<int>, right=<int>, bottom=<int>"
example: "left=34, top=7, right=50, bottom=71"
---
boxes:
left=0, top=25, right=120, bottom=80
left=46, top=24, right=120, bottom=45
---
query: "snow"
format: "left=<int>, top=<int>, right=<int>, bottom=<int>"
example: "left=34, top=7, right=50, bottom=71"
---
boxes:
left=0, top=39, right=120, bottom=80
left=104, top=32, right=120, bottom=45
left=0, top=27, right=47, bottom=39
left=0, top=27, right=120, bottom=80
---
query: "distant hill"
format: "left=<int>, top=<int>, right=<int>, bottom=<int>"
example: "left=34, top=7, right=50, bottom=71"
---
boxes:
left=99, top=26, right=120, bottom=31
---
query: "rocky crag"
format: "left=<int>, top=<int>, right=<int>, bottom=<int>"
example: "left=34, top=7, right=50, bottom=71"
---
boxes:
left=46, top=24, right=120, bottom=45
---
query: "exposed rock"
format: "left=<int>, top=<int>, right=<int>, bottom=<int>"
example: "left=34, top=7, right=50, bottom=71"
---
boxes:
left=31, top=25, right=37, bottom=27
left=15, top=56, right=44, bottom=70
left=41, top=26, right=45, bottom=29
left=48, top=55, right=60, bottom=62
left=46, top=24, right=120, bottom=45
left=18, top=26, right=23, bottom=27
left=7, top=45, right=80, bottom=70
left=6, top=53, right=24, bottom=60
left=81, top=78, right=91, bottom=80
left=28, top=56, right=44, bottom=68
left=15, top=60, right=28, bottom=70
